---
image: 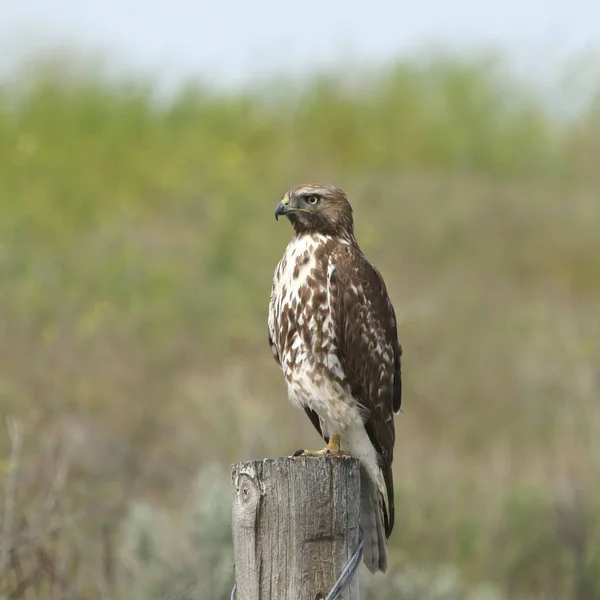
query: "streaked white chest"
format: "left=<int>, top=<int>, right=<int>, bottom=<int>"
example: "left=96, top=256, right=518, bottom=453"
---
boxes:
left=268, top=234, right=358, bottom=431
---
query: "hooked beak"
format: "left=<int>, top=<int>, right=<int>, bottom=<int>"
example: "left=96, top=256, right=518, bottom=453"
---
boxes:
left=274, top=194, right=291, bottom=221
left=274, top=202, right=288, bottom=221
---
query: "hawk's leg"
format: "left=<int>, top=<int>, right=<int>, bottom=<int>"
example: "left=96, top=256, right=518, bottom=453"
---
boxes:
left=292, top=432, right=351, bottom=458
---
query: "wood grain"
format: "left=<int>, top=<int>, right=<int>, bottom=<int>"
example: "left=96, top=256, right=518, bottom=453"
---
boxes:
left=231, top=456, right=361, bottom=600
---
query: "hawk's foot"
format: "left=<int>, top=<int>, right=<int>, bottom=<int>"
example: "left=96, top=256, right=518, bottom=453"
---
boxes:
left=291, top=447, right=350, bottom=458
left=291, top=433, right=350, bottom=458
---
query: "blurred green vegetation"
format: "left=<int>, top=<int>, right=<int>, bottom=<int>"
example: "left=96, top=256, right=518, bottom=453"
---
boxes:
left=0, top=49, right=599, bottom=599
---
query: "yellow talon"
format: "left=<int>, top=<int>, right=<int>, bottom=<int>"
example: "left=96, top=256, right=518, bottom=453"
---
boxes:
left=291, top=433, right=351, bottom=458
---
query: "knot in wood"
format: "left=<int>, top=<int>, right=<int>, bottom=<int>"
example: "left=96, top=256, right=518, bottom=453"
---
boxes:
left=234, top=471, right=260, bottom=529
left=237, top=473, right=259, bottom=504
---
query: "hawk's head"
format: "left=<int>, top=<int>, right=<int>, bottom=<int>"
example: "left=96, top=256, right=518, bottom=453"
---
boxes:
left=275, top=184, right=354, bottom=237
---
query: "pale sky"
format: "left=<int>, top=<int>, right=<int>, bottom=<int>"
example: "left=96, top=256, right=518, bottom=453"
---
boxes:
left=2, top=0, right=600, bottom=89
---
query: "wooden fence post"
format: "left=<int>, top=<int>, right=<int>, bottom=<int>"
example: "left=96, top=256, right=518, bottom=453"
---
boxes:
left=231, top=456, right=361, bottom=600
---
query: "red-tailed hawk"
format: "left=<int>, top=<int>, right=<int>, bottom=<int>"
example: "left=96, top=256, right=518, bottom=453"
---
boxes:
left=268, top=184, right=402, bottom=573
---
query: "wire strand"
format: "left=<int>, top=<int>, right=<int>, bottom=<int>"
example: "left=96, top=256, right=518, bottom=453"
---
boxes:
left=325, top=527, right=364, bottom=600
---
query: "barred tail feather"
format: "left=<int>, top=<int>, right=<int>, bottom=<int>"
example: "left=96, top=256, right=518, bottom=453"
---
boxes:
left=360, top=467, right=389, bottom=573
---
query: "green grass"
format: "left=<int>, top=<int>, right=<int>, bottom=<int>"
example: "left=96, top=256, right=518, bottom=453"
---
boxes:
left=0, top=48, right=599, bottom=599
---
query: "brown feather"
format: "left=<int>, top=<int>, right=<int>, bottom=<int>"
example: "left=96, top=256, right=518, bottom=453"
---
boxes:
left=329, top=244, right=401, bottom=538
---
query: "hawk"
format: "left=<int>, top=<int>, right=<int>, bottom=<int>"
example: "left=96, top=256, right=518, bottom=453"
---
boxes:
left=268, top=183, right=402, bottom=573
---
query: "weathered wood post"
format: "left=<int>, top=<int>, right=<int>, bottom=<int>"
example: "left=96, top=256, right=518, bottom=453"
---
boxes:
left=231, top=456, right=361, bottom=600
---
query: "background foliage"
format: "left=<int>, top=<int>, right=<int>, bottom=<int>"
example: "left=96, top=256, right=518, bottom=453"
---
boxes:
left=0, top=48, right=599, bottom=599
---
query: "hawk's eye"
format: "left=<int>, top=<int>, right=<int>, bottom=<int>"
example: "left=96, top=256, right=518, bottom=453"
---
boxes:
left=306, top=195, right=320, bottom=205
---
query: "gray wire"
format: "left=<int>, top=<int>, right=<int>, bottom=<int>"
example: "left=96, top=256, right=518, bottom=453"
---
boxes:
left=230, top=527, right=364, bottom=600
left=325, top=527, right=364, bottom=600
